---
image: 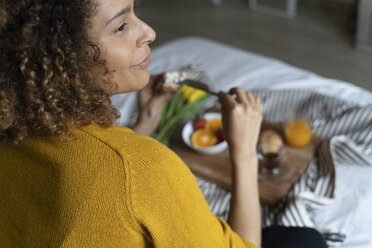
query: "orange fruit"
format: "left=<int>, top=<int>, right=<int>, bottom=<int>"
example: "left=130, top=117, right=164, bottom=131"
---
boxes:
left=191, top=129, right=217, bottom=147
left=205, top=118, right=223, bottom=132
left=284, top=121, right=312, bottom=148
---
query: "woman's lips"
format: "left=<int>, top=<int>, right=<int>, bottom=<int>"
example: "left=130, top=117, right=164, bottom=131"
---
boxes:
left=135, top=55, right=151, bottom=68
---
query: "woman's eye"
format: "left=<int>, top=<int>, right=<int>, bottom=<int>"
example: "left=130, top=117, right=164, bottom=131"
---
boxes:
left=116, top=23, right=127, bottom=33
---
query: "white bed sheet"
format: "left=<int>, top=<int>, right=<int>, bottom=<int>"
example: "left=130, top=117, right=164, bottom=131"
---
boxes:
left=111, top=37, right=372, bottom=248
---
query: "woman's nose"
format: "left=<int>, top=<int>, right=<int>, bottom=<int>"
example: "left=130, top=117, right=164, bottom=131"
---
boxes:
left=137, top=21, right=156, bottom=47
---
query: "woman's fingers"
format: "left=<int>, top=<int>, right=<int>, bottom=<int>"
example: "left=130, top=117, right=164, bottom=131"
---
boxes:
left=219, top=88, right=263, bottom=158
left=246, top=92, right=255, bottom=105
left=229, top=87, right=249, bottom=104
left=220, top=89, right=262, bottom=108
left=255, top=97, right=262, bottom=112
left=226, top=88, right=262, bottom=111
left=218, top=91, right=236, bottom=108
left=153, top=91, right=173, bottom=105
left=228, top=88, right=261, bottom=108
left=149, top=74, right=162, bottom=88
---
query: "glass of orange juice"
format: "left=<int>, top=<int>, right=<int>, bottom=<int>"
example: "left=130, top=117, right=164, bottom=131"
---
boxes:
left=284, top=111, right=312, bottom=148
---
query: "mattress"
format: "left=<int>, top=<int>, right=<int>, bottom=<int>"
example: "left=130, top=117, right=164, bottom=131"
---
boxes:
left=111, top=37, right=372, bottom=248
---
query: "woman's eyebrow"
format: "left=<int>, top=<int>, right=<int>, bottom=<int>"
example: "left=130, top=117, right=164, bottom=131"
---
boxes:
left=106, top=6, right=131, bottom=26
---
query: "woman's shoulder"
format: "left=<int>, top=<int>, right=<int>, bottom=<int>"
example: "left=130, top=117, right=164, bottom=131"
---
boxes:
left=77, top=124, right=166, bottom=153
left=78, top=124, right=191, bottom=181
left=77, top=124, right=181, bottom=166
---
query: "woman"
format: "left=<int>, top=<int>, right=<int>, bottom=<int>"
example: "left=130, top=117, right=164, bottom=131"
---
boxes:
left=0, top=0, right=327, bottom=247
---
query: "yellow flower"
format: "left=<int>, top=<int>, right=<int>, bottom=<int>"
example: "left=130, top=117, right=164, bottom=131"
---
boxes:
left=180, top=85, right=206, bottom=102
left=188, top=90, right=206, bottom=103
left=180, top=85, right=196, bottom=101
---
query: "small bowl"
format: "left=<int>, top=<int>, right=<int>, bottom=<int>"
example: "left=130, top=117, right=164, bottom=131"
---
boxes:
left=182, top=112, right=228, bottom=155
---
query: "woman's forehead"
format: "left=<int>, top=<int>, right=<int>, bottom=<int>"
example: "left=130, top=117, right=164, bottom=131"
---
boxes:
left=91, top=0, right=133, bottom=31
left=98, top=0, right=133, bottom=16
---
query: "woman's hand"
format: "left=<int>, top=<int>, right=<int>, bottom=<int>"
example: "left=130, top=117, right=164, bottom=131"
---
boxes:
left=133, top=74, right=174, bottom=136
left=220, top=88, right=262, bottom=245
left=218, top=88, right=262, bottom=165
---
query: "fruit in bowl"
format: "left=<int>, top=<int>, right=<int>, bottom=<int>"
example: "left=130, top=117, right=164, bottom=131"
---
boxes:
left=182, top=113, right=227, bottom=155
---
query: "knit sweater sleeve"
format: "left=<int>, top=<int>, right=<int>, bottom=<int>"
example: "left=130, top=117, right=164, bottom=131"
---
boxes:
left=123, top=134, right=259, bottom=248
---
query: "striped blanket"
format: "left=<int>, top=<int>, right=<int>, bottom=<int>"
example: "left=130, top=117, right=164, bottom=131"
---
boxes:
left=196, top=90, right=372, bottom=247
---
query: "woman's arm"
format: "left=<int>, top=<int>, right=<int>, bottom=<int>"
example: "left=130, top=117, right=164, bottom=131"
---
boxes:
left=228, top=155, right=261, bottom=246
left=219, top=88, right=262, bottom=247
left=132, top=75, right=174, bottom=136
left=124, top=133, right=259, bottom=248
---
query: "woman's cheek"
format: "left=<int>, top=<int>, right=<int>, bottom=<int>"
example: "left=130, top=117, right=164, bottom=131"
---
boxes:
left=110, top=45, right=132, bottom=71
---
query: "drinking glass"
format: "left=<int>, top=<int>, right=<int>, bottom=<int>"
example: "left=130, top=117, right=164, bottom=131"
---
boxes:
left=284, top=111, right=312, bottom=148
left=257, top=141, right=292, bottom=181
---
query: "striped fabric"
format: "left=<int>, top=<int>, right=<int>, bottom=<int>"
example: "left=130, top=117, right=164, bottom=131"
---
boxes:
left=195, top=90, right=372, bottom=247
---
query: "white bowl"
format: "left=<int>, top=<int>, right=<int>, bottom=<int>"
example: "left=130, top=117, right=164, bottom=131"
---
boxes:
left=182, top=112, right=228, bottom=155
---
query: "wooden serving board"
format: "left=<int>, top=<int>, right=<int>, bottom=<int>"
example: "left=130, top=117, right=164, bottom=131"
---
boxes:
left=170, top=121, right=317, bottom=206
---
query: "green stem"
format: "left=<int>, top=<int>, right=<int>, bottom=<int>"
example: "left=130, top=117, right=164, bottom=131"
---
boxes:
left=156, top=94, right=210, bottom=144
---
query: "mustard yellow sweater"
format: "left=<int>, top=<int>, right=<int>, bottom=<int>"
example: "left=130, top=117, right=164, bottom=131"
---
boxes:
left=0, top=124, right=258, bottom=248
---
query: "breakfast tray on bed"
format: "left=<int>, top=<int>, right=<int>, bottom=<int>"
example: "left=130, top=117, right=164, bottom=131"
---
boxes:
left=170, top=120, right=317, bottom=206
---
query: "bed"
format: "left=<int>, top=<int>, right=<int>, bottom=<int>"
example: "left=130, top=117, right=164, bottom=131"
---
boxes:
left=111, top=37, right=372, bottom=248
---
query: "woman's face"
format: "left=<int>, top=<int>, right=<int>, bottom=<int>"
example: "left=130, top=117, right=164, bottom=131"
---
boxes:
left=90, top=0, right=156, bottom=94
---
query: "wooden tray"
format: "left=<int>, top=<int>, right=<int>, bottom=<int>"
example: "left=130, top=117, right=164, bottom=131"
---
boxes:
left=170, top=121, right=317, bottom=206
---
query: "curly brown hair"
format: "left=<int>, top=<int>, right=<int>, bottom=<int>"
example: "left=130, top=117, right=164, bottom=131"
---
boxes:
left=0, top=0, right=120, bottom=145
